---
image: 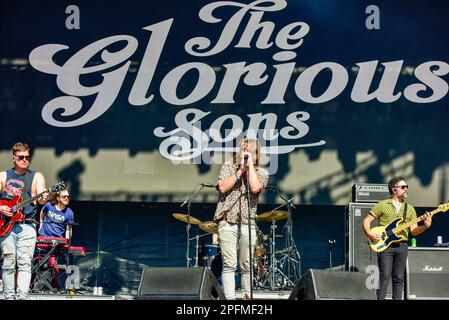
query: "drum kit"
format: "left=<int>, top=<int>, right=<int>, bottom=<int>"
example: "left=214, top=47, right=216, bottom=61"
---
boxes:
left=172, top=213, right=218, bottom=268
left=172, top=207, right=302, bottom=291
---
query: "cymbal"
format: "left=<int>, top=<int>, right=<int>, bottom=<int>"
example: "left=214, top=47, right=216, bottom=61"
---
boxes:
left=199, top=221, right=218, bottom=234
left=256, top=210, right=288, bottom=222
left=172, top=213, right=202, bottom=225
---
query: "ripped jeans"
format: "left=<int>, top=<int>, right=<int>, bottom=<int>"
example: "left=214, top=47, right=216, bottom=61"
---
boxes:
left=0, top=223, right=36, bottom=300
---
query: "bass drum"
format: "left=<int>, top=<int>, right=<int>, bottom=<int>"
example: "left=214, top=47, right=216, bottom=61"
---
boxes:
left=210, top=251, right=241, bottom=289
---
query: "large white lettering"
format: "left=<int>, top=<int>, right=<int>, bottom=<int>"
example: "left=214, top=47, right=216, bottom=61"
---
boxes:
left=29, top=36, right=138, bottom=127
left=154, top=108, right=325, bottom=161
left=28, top=0, right=448, bottom=159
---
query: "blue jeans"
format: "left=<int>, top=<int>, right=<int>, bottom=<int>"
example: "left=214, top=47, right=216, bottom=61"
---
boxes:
left=0, top=223, right=37, bottom=300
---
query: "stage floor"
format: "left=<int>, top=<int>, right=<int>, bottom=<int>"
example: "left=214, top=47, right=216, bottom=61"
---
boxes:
left=5, top=291, right=448, bottom=300
left=22, top=289, right=291, bottom=300
left=235, top=289, right=292, bottom=300
left=28, top=293, right=116, bottom=300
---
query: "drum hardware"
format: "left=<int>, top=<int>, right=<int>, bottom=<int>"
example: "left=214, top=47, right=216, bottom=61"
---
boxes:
left=187, top=232, right=211, bottom=267
left=264, top=218, right=295, bottom=290
left=173, top=213, right=220, bottom=268
left=173, top=212, right=204, bottom=267
left=179, top=183, right=212, bottom=267
left=252, top=186, right=302, bottom=290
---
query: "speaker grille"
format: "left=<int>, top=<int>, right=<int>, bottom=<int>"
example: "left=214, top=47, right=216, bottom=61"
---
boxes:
left=346, top=202, right=378, bottom=272
left=407, top=247, right=449, bottom=299
left=137, top=267, right=225, bottom=300
left=289, top=269, right=377, bottom=300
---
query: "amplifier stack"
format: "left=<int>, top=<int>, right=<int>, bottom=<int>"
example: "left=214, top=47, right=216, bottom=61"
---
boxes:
left=346, top=183, right=389, bottom=272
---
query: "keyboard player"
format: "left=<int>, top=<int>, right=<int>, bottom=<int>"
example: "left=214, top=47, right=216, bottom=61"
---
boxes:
left=39, top=188, right=74, bottom=240
left=37, top=188, right=74, bottom=289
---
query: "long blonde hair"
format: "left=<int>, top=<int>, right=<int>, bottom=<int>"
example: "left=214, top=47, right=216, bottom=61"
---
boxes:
left=232, top=139, right=260, bottom=167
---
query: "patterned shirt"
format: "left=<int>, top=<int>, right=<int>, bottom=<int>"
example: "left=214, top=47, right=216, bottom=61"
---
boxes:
left=370, top=198, right=417, bottom=240
left=214, top=160, right=269, bottom=224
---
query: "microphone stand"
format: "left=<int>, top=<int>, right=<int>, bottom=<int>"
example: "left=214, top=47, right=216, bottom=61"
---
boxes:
left=328, top=240, right=336, bottom=270
left=180, top=184, right=205, bottom=267
left=245, top=166, right=254, bottom=300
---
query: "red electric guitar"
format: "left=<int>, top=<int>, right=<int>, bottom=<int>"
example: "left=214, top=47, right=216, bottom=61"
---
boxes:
left=0, top=181, right=66, bottom=237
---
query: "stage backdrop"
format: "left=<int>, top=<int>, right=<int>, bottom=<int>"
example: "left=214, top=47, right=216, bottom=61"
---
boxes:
left=1, top=0, right=448, bottom=205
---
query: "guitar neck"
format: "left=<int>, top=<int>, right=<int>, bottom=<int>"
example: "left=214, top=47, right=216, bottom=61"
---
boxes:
left=16, top=189, right=49, bottom=210
left=393, top=207, right=441, bottom=233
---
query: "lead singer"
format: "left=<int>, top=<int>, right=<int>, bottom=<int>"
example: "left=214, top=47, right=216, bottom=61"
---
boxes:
left=214, top=138, right=269, bottom=300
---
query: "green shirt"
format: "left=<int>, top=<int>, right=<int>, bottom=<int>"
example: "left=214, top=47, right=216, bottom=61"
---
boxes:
left=370, top=198, right=417, bottom=240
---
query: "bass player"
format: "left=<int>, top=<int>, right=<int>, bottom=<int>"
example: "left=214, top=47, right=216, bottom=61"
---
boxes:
left=362, top=176, right=432, bottom=300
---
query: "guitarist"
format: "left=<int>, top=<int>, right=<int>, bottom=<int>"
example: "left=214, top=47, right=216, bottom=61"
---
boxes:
left=362, top=176, right=433, bottom=300
left=0, top=142, right=48, bottom=300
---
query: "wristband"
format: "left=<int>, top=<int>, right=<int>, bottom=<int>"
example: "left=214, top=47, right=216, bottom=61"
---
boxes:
left=235, top=173, right=242, bottom=183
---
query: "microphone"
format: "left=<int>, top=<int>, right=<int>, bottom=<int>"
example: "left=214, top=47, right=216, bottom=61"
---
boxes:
left=200, top=183, right=216, bottom=188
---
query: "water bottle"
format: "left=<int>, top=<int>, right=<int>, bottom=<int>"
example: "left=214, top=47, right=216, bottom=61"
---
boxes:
left=411, top=238, right=417, bottom=247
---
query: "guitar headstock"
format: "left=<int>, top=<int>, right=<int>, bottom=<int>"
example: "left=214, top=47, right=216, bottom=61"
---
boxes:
left=49, top=181, right=66, bottom=193
left=438, top=202, right=449, bottom=213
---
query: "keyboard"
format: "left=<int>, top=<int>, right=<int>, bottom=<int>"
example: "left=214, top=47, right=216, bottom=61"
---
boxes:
left=36, top=236, right=69, bottom=245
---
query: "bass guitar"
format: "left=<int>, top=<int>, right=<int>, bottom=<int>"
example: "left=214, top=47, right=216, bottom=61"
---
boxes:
left=0, top=181, right=66, bottom=237
left=368, top=202, right=449, bottom=253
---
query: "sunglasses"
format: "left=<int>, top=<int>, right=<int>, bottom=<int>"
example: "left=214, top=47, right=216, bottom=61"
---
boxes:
left=15, top=155, right=30, bottom=161
left=395, top=185, right=409, bottom=190
left=60, top=195, right=71, bottom=199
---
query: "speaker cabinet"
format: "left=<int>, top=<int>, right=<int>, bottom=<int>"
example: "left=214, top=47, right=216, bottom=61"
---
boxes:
left=289, top=269, right=377, bottom=300
left=406, top=247, right=449, bottom=299
left=346, top=202, right=378, bottom=272
left=137, top=267, right=225, bottom=300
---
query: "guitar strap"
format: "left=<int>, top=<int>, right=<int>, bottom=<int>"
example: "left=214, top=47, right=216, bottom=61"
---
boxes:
left=21, top=169, right=33, bottom=201
left=20, top=170, right=35, bottom=221
left=403, top=202, right=408, bottom=220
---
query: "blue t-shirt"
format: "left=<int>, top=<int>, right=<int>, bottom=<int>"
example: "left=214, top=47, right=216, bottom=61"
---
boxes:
left=39, top=202, right=74, bottom=238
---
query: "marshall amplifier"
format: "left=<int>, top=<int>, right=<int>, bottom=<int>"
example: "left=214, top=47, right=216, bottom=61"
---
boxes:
left=352, top=183, right=390, bottom=203
left=406, top=247, right=449, bottom=299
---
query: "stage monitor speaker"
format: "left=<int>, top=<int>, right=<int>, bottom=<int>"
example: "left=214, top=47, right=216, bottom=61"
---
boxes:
left=289, top=269, right=377, bottom=300
left=352, top=183, right=389, bottom=203
left=406, top=247, right=449, bottom=299
left=346, top=202, right=378, bottom=272
left=137, top=267, right=225, bottom=300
